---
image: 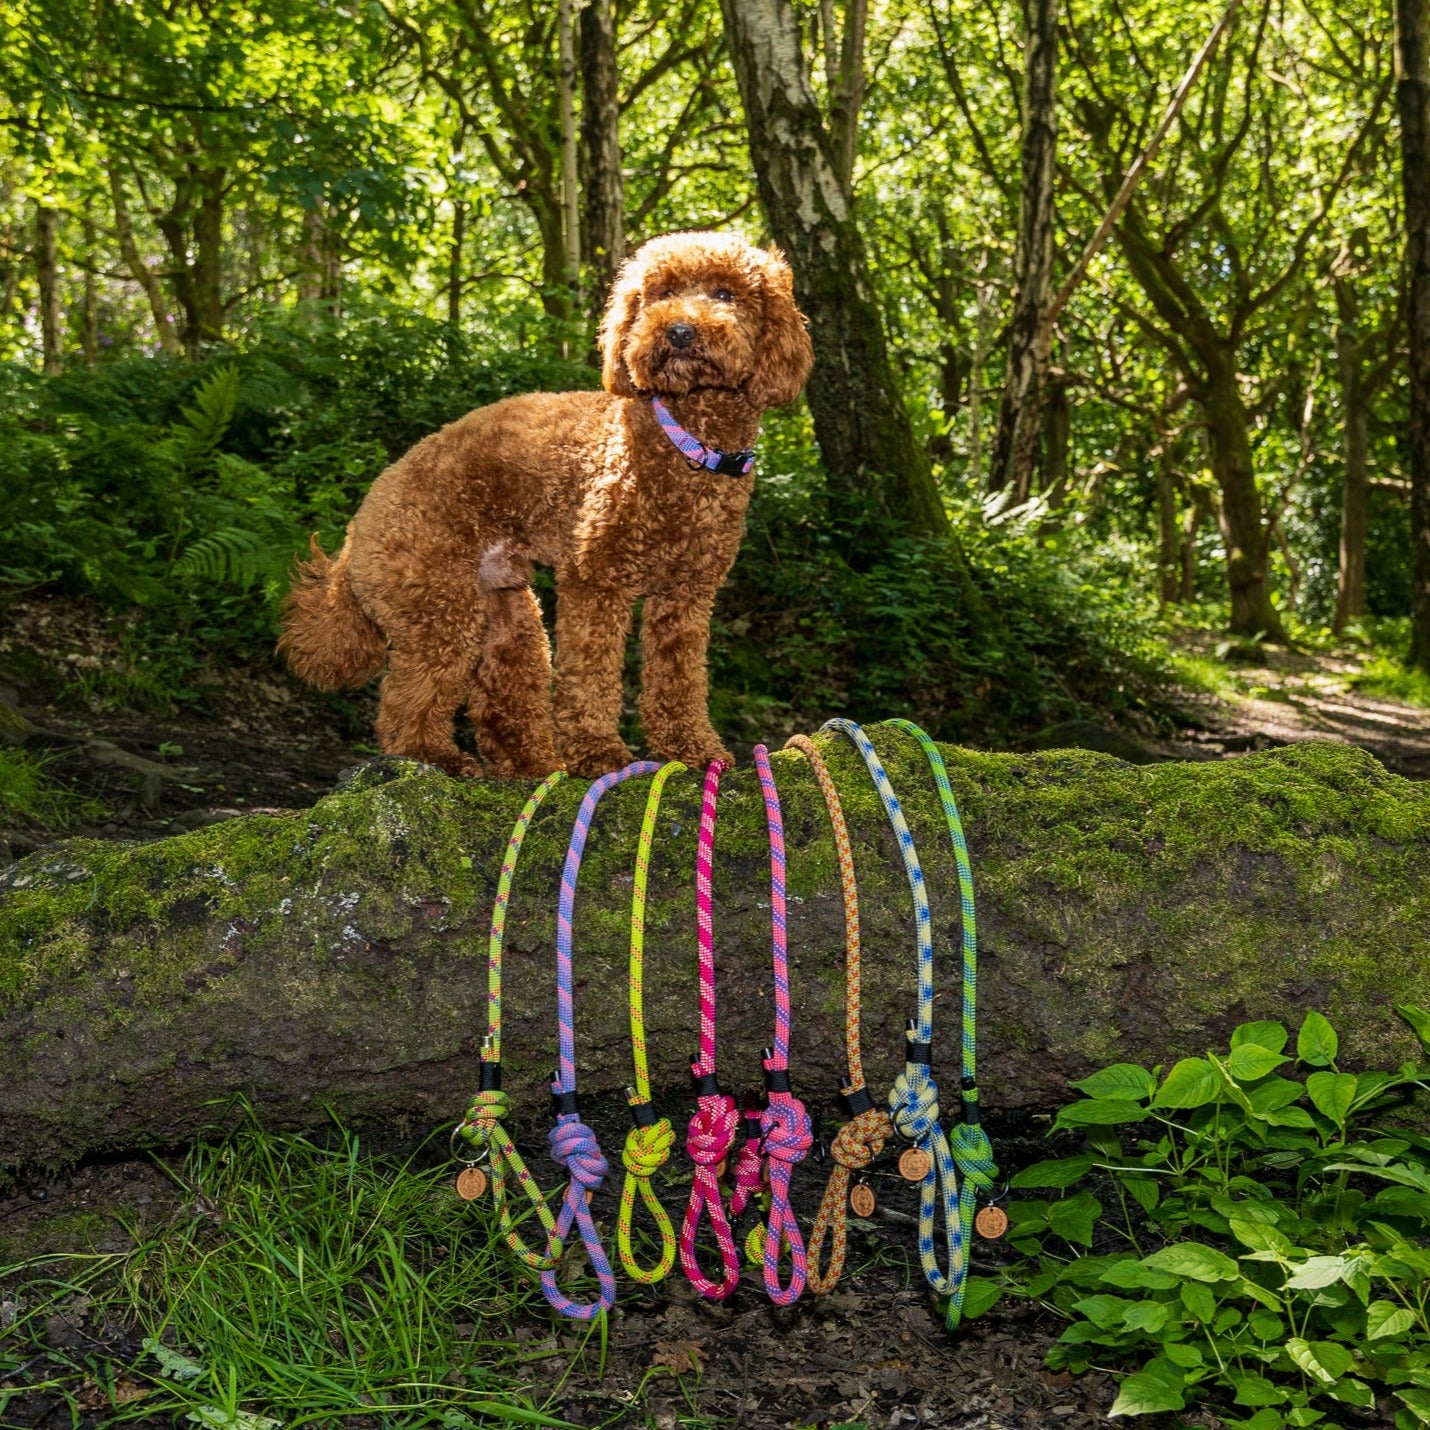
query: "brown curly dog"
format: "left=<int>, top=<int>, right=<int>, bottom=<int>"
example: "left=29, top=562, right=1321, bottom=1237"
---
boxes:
left=278, top=231, right=813, bottom=778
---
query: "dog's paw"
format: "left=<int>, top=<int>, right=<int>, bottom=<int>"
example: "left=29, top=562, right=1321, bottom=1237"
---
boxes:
left=559, top=738, right=634, bottom=778
left=676, top=743, right=735, bottom=772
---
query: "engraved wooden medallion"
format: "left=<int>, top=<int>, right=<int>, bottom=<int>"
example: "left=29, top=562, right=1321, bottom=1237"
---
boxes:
left=455, top=1166, right=487, bottom=1200
left=976, top=1204, right=1009, bottom=1239
left=849, top=1183, right=876, bottom=1218
left=898, top=1147, right=932, bottom=1181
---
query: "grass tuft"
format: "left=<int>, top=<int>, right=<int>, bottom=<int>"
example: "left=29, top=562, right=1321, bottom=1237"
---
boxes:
left=0, top=747, right=105, bottom=829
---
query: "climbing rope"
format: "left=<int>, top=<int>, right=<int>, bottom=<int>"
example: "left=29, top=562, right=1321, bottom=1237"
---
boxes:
left=736, top=744, right=813, bottom=1305
left=784, top=732, right=896, bottom=1294
left=456, top=771, right=568, bottom=1271
left=678, top=761, right=742, bottom=1300
left=884, top=718, right=997, bottom=1323
left=617, top=760, right=686, bottom=1284
left=541, top=761, right=661, bottom=1321
left=821, top=719, right=976, bottom=1325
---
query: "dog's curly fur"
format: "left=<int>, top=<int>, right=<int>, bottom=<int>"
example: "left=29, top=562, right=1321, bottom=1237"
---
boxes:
left=278, top=231, right=813, bottom=778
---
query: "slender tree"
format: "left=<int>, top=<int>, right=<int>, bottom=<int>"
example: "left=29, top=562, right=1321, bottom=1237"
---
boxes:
left=33, top=200, right=61, bottom=373
left=1399, top=0, right=1430, bottom=669
left=579, top=0, right=624, bottom=309
left=719, top=0, right=948, bottom=550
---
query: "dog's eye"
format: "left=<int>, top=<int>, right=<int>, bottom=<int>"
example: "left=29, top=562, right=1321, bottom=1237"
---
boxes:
left=660, top=288, right=675, bottom=300
left=713, top=288, right=734, bottom=302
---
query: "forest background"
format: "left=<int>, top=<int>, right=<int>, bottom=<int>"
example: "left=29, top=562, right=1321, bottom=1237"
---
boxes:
left=2, top=0, right=1429, bottom=758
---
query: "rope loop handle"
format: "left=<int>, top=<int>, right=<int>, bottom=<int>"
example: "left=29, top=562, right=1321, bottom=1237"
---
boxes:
left=540, top=761, right=660, bottom=1320
left=784, top=732, right=896, bottom=1293
left=749, top=744, right=812, bottom=1305
left=678, top=761, right=742, bottom=1299
left=616, top=760, right=686, bottom=1284
left=458, top=770, right=567, bottom=1271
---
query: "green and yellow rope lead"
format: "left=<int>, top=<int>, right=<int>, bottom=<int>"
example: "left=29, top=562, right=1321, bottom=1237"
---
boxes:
left=616, top=760, right=686, bottom=1283
left=457, top=770, right=567, bottom=1271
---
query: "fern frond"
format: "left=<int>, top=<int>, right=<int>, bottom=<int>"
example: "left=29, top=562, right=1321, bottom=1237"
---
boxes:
left=174, top=526, right=276, bottom=589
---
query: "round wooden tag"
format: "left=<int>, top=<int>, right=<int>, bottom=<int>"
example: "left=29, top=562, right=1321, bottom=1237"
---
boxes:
left=714, top=1159, right=727, bottom=1179
left=898, top=1147, right=932, bottom=1182
left=585, top=1187, right=595, bottom=1206
left=849, top=1183, right=876, bottom=1218
left=455, top=1166, right=487, bottom=1200
left=976, top=1204, right=1009, bottom=1240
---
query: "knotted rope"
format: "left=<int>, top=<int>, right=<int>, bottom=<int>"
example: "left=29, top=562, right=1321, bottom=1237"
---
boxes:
left=742, top=744, right=814, bottom=1305
left=885, top=718, right=997, bottom=1323
left=457, top=770, right=567, bottom=1271
left=617, top=760, right=686, bottom=1284
left=678, top=762, right=743, bottom=1300
left=541, top=761, right=661, bottom=1320
left=784, top=732, right=896, bottom=1294
left=822, top=719, right=970, bottom=1323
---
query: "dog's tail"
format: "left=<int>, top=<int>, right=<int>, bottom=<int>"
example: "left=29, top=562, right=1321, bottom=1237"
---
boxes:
left=277, top=533, right=387, bottom=690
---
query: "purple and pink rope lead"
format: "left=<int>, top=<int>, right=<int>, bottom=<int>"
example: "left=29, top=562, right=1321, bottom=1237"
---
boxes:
left=542, top=760, right=661, bottom=1320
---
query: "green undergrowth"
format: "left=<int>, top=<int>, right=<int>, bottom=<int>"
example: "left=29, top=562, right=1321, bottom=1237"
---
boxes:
left=0, top=747, right=105, bottom=830
left=1003, top=1005, right=1430, bottom=1428
left=0, top=1116, right=625, bottom=1428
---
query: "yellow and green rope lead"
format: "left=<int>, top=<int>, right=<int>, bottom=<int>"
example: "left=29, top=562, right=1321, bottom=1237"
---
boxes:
left=616, top=760, right=686, bottom=1283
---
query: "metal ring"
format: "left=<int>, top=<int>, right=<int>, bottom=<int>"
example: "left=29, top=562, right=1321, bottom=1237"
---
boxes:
left=449, top=1123, right=490, bottom=1166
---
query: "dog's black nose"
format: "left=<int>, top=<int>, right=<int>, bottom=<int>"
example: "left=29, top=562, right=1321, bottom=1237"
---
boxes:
left=666, top=323, right=696, bottom=350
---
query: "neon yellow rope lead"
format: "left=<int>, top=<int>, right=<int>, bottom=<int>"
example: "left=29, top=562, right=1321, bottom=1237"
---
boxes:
left=616, top=760, right=686, bottom=1283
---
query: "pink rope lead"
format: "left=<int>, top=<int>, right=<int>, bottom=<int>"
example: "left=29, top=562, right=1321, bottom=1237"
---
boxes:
left=678, top=761, right=742, bottom=1300
left=747, top=745, right=814, bottom=1305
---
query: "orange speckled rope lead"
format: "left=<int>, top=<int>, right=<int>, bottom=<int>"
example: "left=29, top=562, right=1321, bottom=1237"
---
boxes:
left=785, top=733, right=897, bottom=1293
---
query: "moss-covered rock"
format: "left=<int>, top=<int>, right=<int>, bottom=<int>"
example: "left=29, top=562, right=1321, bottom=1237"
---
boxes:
left=1, top=729, right=1428, bottom=1171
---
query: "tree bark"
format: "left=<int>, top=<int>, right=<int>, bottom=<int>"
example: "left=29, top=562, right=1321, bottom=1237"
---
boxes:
left=1157, top=438, right=1180, bottom=605
left=719, top=0, right=948, bottom=553
left=106, top=167, right=184, bottom=357
left=557, top=0, right=581, bottom=311
left=1334, top=271, right=1370, bottom=633
left=34, top=203, right=62, bottom=375
left=989, top=0, right=1058, bottom=500
left=448, top=198, right=466, bottom=327
left=579, top=0, right=625, bottom=311
left=3, top=736, right=1428, bottom=1172
left=1398, top=0, right=1430, bottom=671
left=193, top=166, right=225, bottom=345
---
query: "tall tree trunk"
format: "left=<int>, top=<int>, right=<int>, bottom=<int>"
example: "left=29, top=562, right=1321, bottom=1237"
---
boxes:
left=448, top=198, right=465, bottom=326
left=720, top=0, right=948, bottom=553
left=1398, top=0, right=1430, bottom=671
left=824, top=0, right=867, bottom=194
left=557, top=0, right=582, bottom=320
left=1157, top=434, right=1181, bottom=605
left=989, top=0, right=1058, bottom=499
left=967, top=255, right=993, bottom=486
left=579, top=0, right=625, bottom=311
left=1334, top=272, right=1370, bottom=633
left=34, top=202, right=62, bottom=375
left=1204, top=362, right=1286, bottom=639
left=193, top=166, right=225, bottom=344
left=106, top=168, right=184, bottom=357
left=81, top=215, right=98, bottom=366
left=1181, top=487, right=1206, bottom=602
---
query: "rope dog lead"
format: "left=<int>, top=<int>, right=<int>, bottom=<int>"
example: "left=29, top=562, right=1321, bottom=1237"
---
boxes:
left=884, top=718, right=997, bottom=1324
left=541, top=760, right=661, bottom=1320
left=784, top=732, right=896, bottom=1294
left=617, top=760, right=686, bottom=1284
left=736, top=744, right=813, bottom=1305
left=822, top=719, right=968, bottom=1321
left=678, top=761, right=743, bottom=1300
left=457, top=771, right=568, bottom=1271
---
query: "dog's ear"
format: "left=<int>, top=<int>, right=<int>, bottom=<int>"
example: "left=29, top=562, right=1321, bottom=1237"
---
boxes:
left=748, top=246, right=814, bottom=409
left=599, top=257, right=643, bottom=397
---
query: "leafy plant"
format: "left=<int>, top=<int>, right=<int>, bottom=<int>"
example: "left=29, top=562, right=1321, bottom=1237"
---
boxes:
left=1007, top=1007, right=1430, bottom=1426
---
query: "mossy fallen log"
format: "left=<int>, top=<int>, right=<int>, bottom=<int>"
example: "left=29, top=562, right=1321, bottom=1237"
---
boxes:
left=2, top=729, right=1428, bottom=1171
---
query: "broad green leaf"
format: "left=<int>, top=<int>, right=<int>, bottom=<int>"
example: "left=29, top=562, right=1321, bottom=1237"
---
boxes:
left=1233, top=1373, right=1286, bottom=1407
left=1154, top=1058, right=1221, bottom=1110
left=1230, top=1218, right=1291, bottom=1254
left=1395, top=1004, right=1430, bottom=1057
left=1010, top=1155, right=1095, bottom=1190
left=187, top=1411, right=281, bottom=1430
left=1227, top=1043, right=1289, bottom=1081
left=1368, top=1300, right=1418, bottom=1340
left=1284, top=1256, right=1350, bottom=1290
left=1285, top=1336, right=1352, bottom=1385
left=960, top=1275, right=1002, bottom=1319
left=1232, top=1021, right=1290, bottom=1054
left=1249, top=1309, right=1286, bottom=1339
left=1144, top=1242, right=1240, bottom=1282
left=1248, top=1077, right=1308, bottom=1116
left=1296, top=1011, right=1338, bottom=1067
left=1108, top=1372, right=1186, bottom=1417
left=1100, top=1260, right=1179, bottom=1291
left=1048, top=1191, right=1101, bottom=1247
left=1123, top=1177, right=1160, bottom=1214
left=1053, top=1098, right=1148, bottom=1130
left=1123, top=1301, right=1170, bottom=1333
left=1072, top=1064, right=1157, bottom=1102
left=1263, top=1106, right=1317, bottom=1129
left=1180, top=1281, right=1217, bottom=1322
left=1397, top=1388, right=1430, bottom=1425
left=1305, top=1072, right=1357, bottom=1127
left=144, top=1338, right=204, bottom=1382
left=1161, top=1341, right=1204, bottom=1368
left=1329, top=1378, right=1376, bottom=1408
left=1072, top=1293, right=1133, bottom=1329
